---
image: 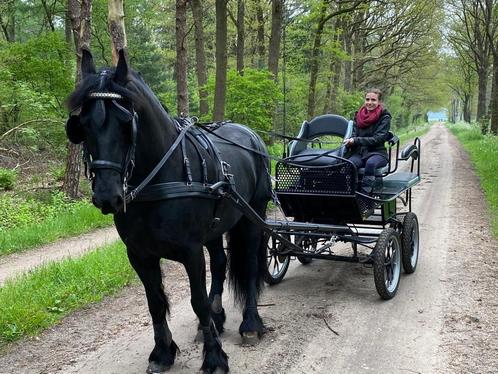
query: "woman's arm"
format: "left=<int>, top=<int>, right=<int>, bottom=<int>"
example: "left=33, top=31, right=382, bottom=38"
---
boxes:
left=353, top=113, right=391, bottom=147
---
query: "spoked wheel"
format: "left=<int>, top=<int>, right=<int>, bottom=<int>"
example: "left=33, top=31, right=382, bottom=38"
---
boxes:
left=373, top=228, right=401, bottom=300
left=263, top=234, right=290, bottom=285
left=295, top=236, right=314, bottom=265
left=401, top=212, right=419, bottom=274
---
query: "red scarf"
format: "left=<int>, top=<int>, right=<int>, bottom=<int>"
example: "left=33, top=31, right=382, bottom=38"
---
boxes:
left=356, top=105, right=383, bottom=128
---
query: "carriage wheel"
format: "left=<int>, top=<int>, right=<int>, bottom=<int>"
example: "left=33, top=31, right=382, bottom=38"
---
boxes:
left=263, top=234, right=290, bottom=285
left=373, top=228, right=401, bottom=300
left=401, top=212, right=419, bottom=274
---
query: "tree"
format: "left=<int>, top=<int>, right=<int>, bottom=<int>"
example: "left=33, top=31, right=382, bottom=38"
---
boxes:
left=236, top=0, right=245, bottom=74
left=213, top=0, right=228, bottom=121
left=108, top=0, right=127, bottom=64
left=447, top=0, right=491, bottom=123
left=191, top=0, right=209, bottom=115
left=176, top=0, right=189, bottom=115
left=63, top=0, right=92, bottom=199
left=268, top=0, right=283, bottom=80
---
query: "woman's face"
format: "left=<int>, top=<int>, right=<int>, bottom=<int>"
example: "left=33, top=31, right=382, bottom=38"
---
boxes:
left=364, top=92, right=380, bottom=111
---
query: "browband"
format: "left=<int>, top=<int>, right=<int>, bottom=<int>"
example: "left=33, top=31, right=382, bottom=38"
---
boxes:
left=88, top=92, right=124, bottom=100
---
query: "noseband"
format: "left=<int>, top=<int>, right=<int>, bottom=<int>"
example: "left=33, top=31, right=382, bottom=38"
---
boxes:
left=83, top=92, right=138, bottom=196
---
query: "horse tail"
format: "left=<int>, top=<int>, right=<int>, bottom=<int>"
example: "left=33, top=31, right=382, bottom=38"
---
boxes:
left=226, top=208, right=268, bottom=306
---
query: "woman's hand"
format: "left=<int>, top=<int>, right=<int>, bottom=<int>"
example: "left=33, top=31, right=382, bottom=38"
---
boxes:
left=343, top=138, right=355, bottom=147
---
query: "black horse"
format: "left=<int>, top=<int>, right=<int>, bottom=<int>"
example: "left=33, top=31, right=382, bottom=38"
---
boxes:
left=66, top=49, right=271, bottom=373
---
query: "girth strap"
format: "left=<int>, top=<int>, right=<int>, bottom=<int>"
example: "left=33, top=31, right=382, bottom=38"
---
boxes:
left=128, top=181, right=222, bottom=202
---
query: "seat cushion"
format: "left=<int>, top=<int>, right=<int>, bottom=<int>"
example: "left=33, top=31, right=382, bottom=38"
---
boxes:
left=289, top=148, right=343, bottom=166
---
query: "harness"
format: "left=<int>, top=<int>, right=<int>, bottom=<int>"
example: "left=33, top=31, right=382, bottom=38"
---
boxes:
left=80, top=90, right=232, bottom=212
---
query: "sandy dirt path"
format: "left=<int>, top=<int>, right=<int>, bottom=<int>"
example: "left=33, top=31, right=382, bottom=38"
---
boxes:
left=0, top=124, right=497, bottom=374
left=0, top=227, right=119, bottom=286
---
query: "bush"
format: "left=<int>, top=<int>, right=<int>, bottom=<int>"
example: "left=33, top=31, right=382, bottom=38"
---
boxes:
left=0, top=191, right=89, bottom=231
left=0, top=168, right=16, bottom=190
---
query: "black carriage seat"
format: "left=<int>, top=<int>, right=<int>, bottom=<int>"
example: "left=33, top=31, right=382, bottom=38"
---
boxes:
left=288, top=114, right=353, bottom=165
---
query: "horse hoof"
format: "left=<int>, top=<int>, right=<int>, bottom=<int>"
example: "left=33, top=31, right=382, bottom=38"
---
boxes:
left=241, top=331, right=260, bottom=346
left=147, top=361, right=172, bottom=374
left=194, top=329, right=204, bottom=343
left=200, top=369, right=227, bottom=374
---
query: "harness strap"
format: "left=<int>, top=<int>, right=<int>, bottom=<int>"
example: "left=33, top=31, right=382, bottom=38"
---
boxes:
left=125, top=123, right=193, bottom=203
left=127, top=181, right=222, bottom=202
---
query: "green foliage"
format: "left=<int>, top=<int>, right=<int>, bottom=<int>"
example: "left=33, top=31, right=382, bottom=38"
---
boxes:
left=338, top=90, right=363, bottom=119
left=0, top=192, right=113, bottom=255
left=0, top=168, right=16, bottom=190
left=0, top=241, right=135, bottom=345
left=204, top=69, right=282, bottom=140
left=449, top=122, right=498, bottom=237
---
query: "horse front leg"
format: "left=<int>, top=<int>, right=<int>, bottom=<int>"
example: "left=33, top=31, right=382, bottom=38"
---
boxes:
left=184, top=247, right=229, bottom=373
left=206, top=236, right=227, bottom=334
left=127, top=250, right=179, bottom=373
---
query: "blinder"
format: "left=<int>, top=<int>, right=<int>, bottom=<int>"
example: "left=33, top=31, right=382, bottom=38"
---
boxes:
left=66, top=115, right=85, bottom=144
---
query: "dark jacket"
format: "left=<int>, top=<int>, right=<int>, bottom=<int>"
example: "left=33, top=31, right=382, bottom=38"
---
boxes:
left=350, top=108, right=391, bottom=160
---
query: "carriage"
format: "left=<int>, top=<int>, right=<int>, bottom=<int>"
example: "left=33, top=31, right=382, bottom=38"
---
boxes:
left=260, top=114, right=421, bottom=300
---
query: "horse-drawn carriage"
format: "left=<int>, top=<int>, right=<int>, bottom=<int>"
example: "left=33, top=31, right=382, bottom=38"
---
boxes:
left=262, top=114, right=421, bottom=300
left=66, top=50, right=421, bottom=373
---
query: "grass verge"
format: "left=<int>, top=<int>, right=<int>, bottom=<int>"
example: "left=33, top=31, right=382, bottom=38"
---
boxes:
left=0, top=240, right=135, bottom=347
left=396, top=122, right=431, bottom=146
left=449, top=122, right=498, bottom=237
left=0, top=203, right=113, bottom=257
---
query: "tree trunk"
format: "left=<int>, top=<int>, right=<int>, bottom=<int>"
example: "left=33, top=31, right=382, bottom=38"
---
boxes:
left=268, top=0, right=282, bottom=80
left=63, top=0, right=92, bottom=199
left=65, top=1, right=73, bottom=45
left=307, top=1, right=327, bottom=119
left=108, top=0, right=127, bottom=65
left=490, top=60, right=498, bottom=134
left=256, top=0, right=265, bottom=69
left=0, top=0, right=15, bottom=42
left=191, top=0, right=208, bottom=116
left=176, top=0, right=189, bottom=115
left=236, top=0, right=245, bottom=74
left=463, top=94, right=472, bottom=123
left=213, top=0, right=228, bottom=121
left=343, top=31, right=352, bottom=92
left=41, top=0, right=56, bottom=31
left=476, top=65, right=489, bottom=122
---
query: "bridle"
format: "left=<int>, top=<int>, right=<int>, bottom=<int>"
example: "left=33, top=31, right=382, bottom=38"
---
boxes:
left=82, top=91, right=138, bottom=204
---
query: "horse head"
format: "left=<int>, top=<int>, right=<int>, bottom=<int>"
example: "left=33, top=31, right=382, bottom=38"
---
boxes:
left=66, top=49, right=137, bottom=214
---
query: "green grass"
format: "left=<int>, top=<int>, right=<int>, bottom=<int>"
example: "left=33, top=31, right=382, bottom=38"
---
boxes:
left=396, top=123, right=431, bottom=146
left=0, top=203, right=113, bottom=256
left=449, top=122, right=498, bottom=237
left=0, top=241, right=135, bottom=346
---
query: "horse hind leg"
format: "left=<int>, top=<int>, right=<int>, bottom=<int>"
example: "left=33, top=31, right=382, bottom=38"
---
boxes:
left=127, top=250, right=179, bottom=373
left=184, top=246, right=229, bottom=373
left=227, top=206, right=267, bottom=345
left=206, top=236, right=227, bottom=334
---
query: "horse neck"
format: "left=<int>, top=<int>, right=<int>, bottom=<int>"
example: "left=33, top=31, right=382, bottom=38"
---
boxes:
left=132, top=101, right=183, bottom=182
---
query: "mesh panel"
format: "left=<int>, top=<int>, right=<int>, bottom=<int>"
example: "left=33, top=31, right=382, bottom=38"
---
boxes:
left=275, top=161, right=356, bottom=195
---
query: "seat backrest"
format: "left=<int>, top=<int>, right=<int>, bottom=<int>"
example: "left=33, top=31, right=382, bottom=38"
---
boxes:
left=289, top=114, right=353, bottom=156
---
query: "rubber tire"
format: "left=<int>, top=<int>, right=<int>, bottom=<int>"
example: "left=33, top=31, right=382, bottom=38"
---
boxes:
left=373, top=228, right=401, bottom=300
left=263, top=235, right=290, bottom=285
left=297, top=256, right=313, bottom=265
left=296, top=236, right=313, bottom=265
left=401, top=212, right=419, bottom=274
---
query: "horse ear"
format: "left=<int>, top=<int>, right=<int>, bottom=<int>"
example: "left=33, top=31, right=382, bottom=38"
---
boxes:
left=115, top=49, right=129, bottom=84
left=81, top=48, right=96, bottom=77
left=66, top=115, right=85, bottom=144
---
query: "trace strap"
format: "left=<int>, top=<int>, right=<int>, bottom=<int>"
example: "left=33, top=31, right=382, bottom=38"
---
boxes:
left=125, top=122, right=193, bottom=203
